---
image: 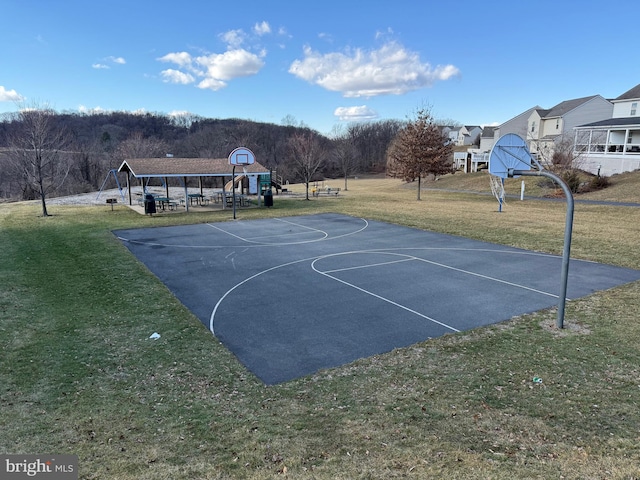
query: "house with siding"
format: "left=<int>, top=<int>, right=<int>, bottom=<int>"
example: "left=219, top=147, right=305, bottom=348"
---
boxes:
left=526, top=95, right=613, bottom=165
left=479, top=126, right=496, bottom=152
left=573, top=84, right=640, bottom=176
left=492, top=106, right=541, bottom=150
left=459, top=125, right=482, bottom=146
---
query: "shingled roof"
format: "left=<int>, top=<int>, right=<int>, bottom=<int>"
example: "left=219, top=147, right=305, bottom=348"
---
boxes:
left=118, top=157, right=269, bottom=178
left=614, top=83, right=640, bottom=101
left=543, top=95, right=600, bottom=118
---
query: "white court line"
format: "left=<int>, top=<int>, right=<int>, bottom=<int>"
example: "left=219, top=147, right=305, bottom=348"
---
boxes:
left=204, top=216, right=369, bottom=246
left=209, top=256, right=317, bottom=334
left=207, top=223, right=329, bottom=246
left=210, top=246, right=566, bottom=334
left=319, top=250, right=559, bottom=299
left=310, top=256, right=460, bottom=333
left=119, top=216, right=369, bottom=249
left=276, top=217, right=370, bottom=242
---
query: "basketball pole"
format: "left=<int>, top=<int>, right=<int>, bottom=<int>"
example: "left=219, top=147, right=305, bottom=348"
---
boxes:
left=510, top=168, right=574, bottom=329
left=232, top=165, right=237, bottom=220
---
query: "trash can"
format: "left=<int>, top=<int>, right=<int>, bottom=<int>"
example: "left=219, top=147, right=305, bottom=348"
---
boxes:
left=144, top=193, right=156, bottom=215
left=264, top=189, right=273, bottom=207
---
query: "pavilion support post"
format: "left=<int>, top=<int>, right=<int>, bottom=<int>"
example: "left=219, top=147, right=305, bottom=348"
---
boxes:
left=127, top=174, right=132, bottom=205
left=183, top=176, right=189, bottom=212
left=165, top=177, right=169, bottom=199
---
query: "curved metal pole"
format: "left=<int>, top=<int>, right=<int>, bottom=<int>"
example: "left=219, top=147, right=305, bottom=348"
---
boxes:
left=232, top=165, right=237, bottom=220
left=511, top=169, right=574, bottom=328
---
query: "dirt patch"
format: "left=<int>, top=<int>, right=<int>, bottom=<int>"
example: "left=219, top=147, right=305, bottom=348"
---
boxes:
left=539, top=318, right=592, bottom=336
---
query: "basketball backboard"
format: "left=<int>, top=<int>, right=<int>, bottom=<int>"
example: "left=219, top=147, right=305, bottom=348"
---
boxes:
left=228, top=147, right=256, bottom=166
left=489, top=133, right=533, bottom=178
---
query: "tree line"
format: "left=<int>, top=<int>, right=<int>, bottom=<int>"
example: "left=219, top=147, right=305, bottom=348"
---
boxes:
left=0, top=104, right=454, bottom=215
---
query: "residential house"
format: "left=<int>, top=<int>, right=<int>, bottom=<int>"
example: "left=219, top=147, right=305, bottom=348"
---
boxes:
left=526, top=95, right=613, bottom=165
left=492, top=106, right=541, bottom=151
left=440, top=125, right=482, bottom=146
left=479, top=126, right=496, bottom=152
left=458, top=125, right=482, bottom=146
left=573, top=83, right=640, bottom=176
left=441, top=126, right=461, bottom=145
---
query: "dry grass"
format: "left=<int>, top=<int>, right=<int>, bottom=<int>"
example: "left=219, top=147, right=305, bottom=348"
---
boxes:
left=1, top=173, right=640, bottom=479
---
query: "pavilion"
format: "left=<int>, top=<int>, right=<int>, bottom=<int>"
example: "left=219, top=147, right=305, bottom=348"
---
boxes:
left=117, top=157, right=270, bottom=211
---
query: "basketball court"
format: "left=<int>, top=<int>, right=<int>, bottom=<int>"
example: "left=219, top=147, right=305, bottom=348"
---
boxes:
left=114, top=213, right=640, bottom=384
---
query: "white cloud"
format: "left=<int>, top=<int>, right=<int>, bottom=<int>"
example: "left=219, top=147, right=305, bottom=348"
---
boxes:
left=289, top=41, right=460, bottom=98
left=78, top=105, right=107, bottom=114
left=253, top=21, right=271, bottom=36
left=195, top=50, right=259, bottom=80
left=160, top=69, right=195, bottom=85
left=0, top=86, right=24, bottom=102
left=334, top=105, right=379, bottom=121
left=158, top=52, right=193, bottom=68
left=197, top=77, right=228, bottom=91
left=158, top=48, right=264, bottom=91
left=196, top=49, right=264, bottom=88
left=93, top=56, right=126, bottom=70
left=168, top=110, right=190, bottom=117
left=220, top=29, right=246, bottom=49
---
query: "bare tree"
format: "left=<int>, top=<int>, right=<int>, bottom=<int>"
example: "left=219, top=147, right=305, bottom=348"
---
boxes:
left=386, top=108, right=453, bottom=200
left=286, top=131, right=327, bottom=200
left=115, top=132, right=169, bottom=162
left=331, top=125, right=358, bottom=191
left=4, top=103, right=72, bottom=216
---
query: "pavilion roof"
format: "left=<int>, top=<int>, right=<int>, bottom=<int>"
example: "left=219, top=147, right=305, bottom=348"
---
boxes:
left=118, top=157, right=269, bottom=178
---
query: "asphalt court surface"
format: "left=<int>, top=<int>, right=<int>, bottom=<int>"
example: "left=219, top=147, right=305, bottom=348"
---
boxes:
left=114, top=213, right=640, bottom=384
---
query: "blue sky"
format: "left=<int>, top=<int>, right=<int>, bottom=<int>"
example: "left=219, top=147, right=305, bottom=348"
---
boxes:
left=1, top=0, right=637, bottom=135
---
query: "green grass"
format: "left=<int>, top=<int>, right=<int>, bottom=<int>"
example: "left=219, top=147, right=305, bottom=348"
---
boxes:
left=1, top=174, right=640, bottom=479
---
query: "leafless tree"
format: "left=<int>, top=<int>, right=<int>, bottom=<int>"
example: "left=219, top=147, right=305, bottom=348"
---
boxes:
left=286, top=131, right=327, bottom=200
left=115, top=131, right=168, bottom=161
left=331, top=126, right=358, bottom=190
left=386, top=108, right=453, bottom=200
left=3, top=103, right=72, bottom=216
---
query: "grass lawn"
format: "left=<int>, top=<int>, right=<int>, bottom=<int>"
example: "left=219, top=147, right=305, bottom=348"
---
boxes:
left=1, top=172, right=640, bottom=479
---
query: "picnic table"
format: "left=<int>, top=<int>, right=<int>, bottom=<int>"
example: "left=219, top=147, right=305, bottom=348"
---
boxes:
left=154, top=197, right=178, bottom=210
left=312, top=186, right=340, bottom=196
left=188, top=193, right=208, bottom=206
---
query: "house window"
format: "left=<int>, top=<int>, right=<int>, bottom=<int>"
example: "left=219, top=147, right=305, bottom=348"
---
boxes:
left=632, top=102, right=637, bottom=116
left=531, top=121, right=536, bottom=133
left=556, top=119, right=560, bottom=130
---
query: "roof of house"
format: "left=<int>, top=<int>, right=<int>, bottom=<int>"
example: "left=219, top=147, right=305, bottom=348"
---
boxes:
left=614, top=83, right=640, bottom=101
left=498, top=106, right=541, bottom=128
left=118, top=157, right=269, bottom=178
left=542, top=95, right=601, bottom=118
left=481, top=126, right=496, bottom=137
left=575, top=116, right=640, bottom=128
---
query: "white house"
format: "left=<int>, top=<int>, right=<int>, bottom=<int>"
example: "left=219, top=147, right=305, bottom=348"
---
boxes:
left=479, top=126, right=496, bottom=152
left=458, top=125, right=482, bottom=146
left=492, top=106, right=541, bottom=151
left=439, top=126, right=458, bottom=145
left=573, top=84, right=640, bottom=176
left=526, top=95, right=613, bottom=164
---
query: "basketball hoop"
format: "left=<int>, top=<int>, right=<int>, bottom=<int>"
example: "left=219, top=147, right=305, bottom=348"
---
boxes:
left=489, top=174, right=505, bottom=209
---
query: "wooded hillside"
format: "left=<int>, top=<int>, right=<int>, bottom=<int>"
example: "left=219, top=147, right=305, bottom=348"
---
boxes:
left=0, top=110, right=403, bottom=200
